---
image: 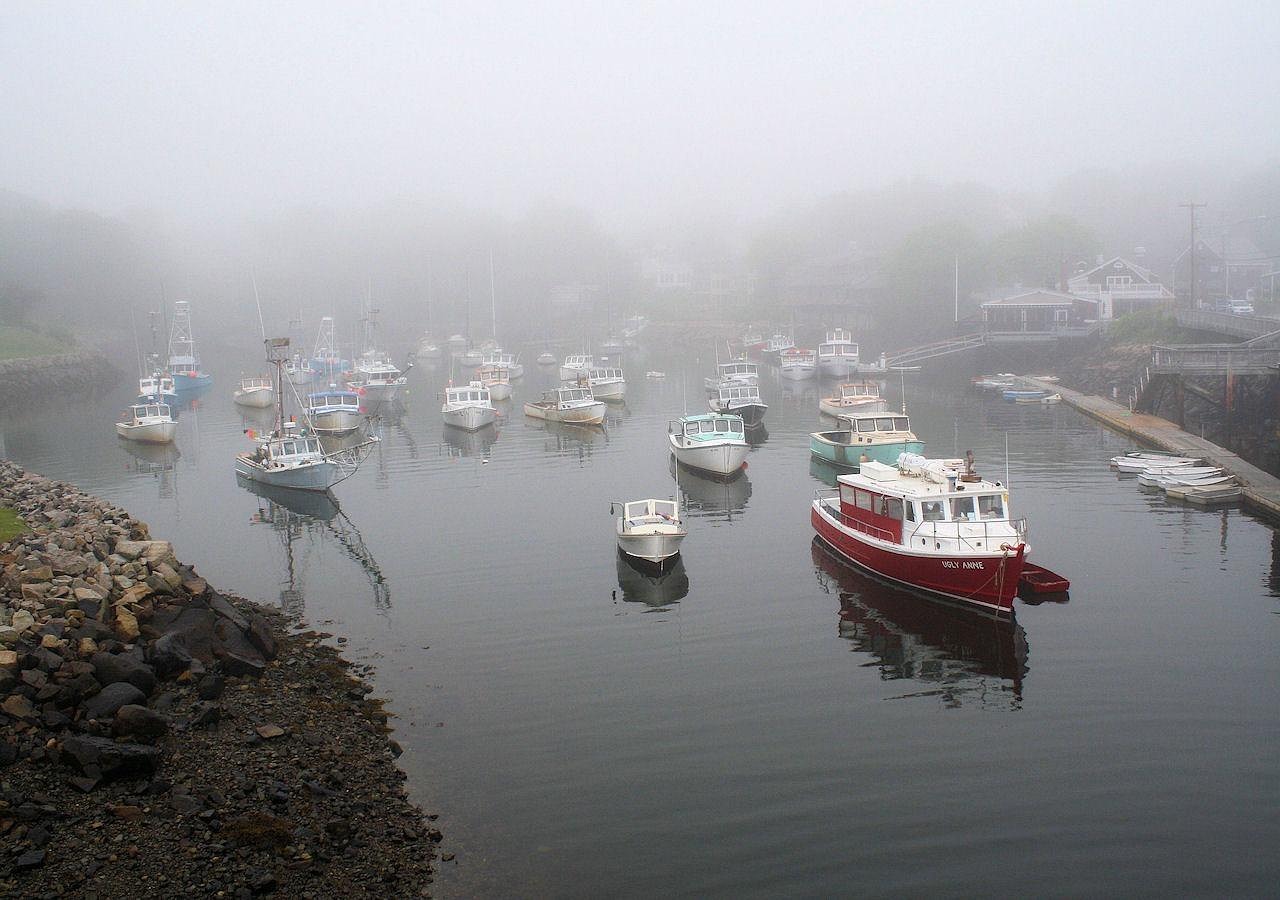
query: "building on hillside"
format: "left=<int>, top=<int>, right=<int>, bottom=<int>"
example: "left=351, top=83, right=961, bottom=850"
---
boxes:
left=1171, top=234, right=1274, bottom=305
left=639, top=256, right=693, bottom=292
left=777, top=247, right=881, bottom=331
left=1066, top=255, right=1174, bottom=319
left=980, top=289, right=1100, bottom=341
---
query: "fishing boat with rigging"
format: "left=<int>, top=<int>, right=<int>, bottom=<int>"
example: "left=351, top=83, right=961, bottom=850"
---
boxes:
left=811, top=451, right=1067, bottom=616
left=136, top=370, right=177, bottom=405
left=581, top=366, right=626, bottom=401
left=779, top=347, right=817, bottom=380
left=166, top=301, right=213, bottom=390
left=476, top=363, right=512, bottom=400
left=559, top=354, right=594, bottom=382
left=702, top=360, right=758, bottom=391
left=116, top=401, right=178, bottom=444
left=348, top=301, right=409, bottom=408
left=668, top=413, right=749, bottom=477
left=235, top=338, right=378, bottom=492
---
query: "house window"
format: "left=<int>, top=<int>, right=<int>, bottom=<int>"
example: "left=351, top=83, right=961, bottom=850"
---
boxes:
left=1106, top=275, right=1132, bottom=289
left=1054, top=308, right=1069, bottom=324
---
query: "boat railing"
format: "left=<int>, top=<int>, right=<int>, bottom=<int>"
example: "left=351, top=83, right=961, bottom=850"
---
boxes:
left=813, top=493, right=897, bottom=543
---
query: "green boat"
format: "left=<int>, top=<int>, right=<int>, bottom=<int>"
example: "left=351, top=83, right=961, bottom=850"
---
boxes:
left=809, top=410, right=924, bottom=470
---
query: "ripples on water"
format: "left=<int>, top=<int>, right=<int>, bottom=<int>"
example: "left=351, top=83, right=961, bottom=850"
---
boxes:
left=2, top=345, right=1278, bottom=897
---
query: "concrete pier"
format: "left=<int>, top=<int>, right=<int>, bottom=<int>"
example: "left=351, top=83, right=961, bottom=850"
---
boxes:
left=1025, top=378, right=1280, bottom=522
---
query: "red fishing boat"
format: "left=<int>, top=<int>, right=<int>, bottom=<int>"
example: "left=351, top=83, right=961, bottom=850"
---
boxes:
left=811, top=452, right=1065, bottom=616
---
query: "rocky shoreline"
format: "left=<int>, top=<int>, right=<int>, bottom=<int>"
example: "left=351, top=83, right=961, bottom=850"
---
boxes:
left=0, top=461, right=439, bottom=897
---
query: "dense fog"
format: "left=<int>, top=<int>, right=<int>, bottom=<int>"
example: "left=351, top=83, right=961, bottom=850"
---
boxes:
left=1, top=2, right=1277, bottom=348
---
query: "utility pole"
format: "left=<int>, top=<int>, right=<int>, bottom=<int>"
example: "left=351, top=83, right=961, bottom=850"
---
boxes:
left=1180, top=202, right=1206, bottom=307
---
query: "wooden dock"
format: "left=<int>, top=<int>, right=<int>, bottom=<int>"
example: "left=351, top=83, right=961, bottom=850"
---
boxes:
left=1023, top=377, right=1280, bottom=521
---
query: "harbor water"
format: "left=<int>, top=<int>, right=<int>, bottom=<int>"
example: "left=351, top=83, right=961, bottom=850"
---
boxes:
left=3, top=345, right=1277, bottom=897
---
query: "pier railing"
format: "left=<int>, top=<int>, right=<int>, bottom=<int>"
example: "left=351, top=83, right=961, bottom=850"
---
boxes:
left=1175, top=308, right=1280, bottom=342
left=1150, top=343, right=1280, bottom=375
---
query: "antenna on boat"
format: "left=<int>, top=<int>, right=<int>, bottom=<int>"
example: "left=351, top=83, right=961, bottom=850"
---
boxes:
left=129, top=307, right=144, bottom=377
left=251, top=273, right=267, bottom=342
left=488, top=248, right=497, bottom=343
left=1004, top=432, right=1011, bottom=487
left=899, top=366, right=907, bottom=414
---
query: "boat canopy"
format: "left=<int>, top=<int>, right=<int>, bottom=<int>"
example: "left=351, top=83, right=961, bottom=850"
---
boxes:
left=673, top=414, right=744, bottom=437
left=130, top=403, right=171, bottom=419
left=307, top=391, right=361, bottom=408
left=840, top=382, right=880, bottom=399
left=588, top=367, right=624, bottom=380
left=624, top=499, right=679, bottom=521
left=840, top=413, right=912, bottom=433
left=446, top=385, right=491, bottom=403
left=717, top=384, right=762, bottom=402
left=717, top=361, right=758, bottom=376
left=557, top=386, right=593, bottom=403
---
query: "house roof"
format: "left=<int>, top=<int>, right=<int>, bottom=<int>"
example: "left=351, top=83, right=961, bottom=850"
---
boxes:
left=981, top=289, right=1097, bottom=308
left=1069, top=255, right=1160, bottom=284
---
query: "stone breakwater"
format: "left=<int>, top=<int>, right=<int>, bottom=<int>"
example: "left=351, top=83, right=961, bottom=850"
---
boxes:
left=0, top=352, right=119, bottom=407
left=0, top=461, right=440, bottom=897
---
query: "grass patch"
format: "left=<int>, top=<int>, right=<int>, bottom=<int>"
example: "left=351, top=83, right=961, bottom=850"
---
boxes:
left=1104, top=309, right=1195, bottom=346
left=0, top=508, right=27, bottom=542
left=0, top=325, right=73, bottom=361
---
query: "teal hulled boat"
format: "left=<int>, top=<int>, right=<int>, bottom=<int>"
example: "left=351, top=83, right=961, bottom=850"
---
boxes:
left=810, top=410, right=924, bottom=470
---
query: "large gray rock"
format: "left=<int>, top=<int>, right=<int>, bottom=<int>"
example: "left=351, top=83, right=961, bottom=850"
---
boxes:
left=82, top=681, right=145, bottom=721
left=61, top=734, right=159, bottom=781
left=90, top=651, right=156, bottom=695
left=113, top=704, right=169, bottom=742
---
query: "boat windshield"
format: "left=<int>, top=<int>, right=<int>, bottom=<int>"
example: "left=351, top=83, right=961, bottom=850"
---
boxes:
left=876, top=417, right=895, bottom=431
left=714, top=418, right=732, bottom=431
left=700, top=420, right=716, bottom=433
left=894, top=417, right=910, bottom=431
left=654, top=500, right=677, bottom=519
left=950, top=496, right=976, bottom=521
left=977, top=494, right=1005, bottom=519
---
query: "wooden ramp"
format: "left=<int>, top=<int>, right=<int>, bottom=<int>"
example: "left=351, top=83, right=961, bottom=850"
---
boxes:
left=1023, top=377, right=1280, bottom=522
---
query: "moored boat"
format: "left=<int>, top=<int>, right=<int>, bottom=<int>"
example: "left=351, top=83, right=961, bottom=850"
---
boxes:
left=137, top=372, right=177, bottom=405
left=810, top=411, right=924, bottom=470
left=703, top=360, right=758, bottom=392
left=537, top=350, right=558, bottom=366
left=116, top=402, right=178, bottom=444
left=612, top=498, right=687, bottom=572
left=582, top=366, right=626, bottom=401
left=482, top=349, right=523, bottom=379
left=442, top=381, right=499, bottom=431
left=811, top=452, right=1065, bottom=616
left=779, top=347, right=816, bottom=380
left=524, top=385, right=606, bottom=425
left=559, top=354, right=594, bottom=382
left=476, top=364, right=512, bottom=401
left=233, top=376, right=275, bottom=409
left=668, top=413, right=749, bottom=477
left=166, top=301, right=212, bottom=390
left=306, top=389, right=365, bottom=436
left=819, top=381, right=885, bottom=417
left=817, top=328, right=859, bottom=377
left=708, top=382, right=767, bottom=426
left=1003, top=389, right=1051, bottom=402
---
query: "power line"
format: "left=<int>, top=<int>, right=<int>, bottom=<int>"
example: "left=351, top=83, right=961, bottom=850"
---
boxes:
left=1179, top=202, right=1206, bottom=305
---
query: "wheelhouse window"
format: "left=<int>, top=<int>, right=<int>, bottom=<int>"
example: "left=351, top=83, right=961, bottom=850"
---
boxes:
left=978, top=494, right=1005, bottom=519
left=876, top=417, right=894, bottom=431
left=893, top=417, right=910, bottom=431
left=855, top=489, right=874, bottom=511
left=904, top=501, right=917, bottom=522
left=685, top=423, right=698, bottom=436
left=730, top=420, right=743, bottom=433
left=857, top=418, right=876, bottom=433
left=654, top=501, right=676, bottom=519
left=921, top=500, right=945, bottom=522
left=883, top=497, right=904, bottom=520
left=950, top=496, right=976, bottom=521
left=715, top=419, right=731, bottom=431
left=700, top=420, right=715, bottom=433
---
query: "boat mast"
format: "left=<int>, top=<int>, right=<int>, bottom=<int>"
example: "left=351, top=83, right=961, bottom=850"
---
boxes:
left=266, top=337, right=290, bottom=436
left=488, top=249, right=497, bottom=344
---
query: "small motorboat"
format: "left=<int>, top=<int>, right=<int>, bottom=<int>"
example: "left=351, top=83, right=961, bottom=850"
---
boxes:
left=136, top=371, right=177, bottom=405
left=166, top=301, right=213, bottom=390
left=703, top=360, right=758, bottom=392
left=233, top=376, right=276, bottom=409
left=235, top=421, right=376, bottom=492
left=612, top=498, right=687, bottom=572
left=306, top=389, right=365, bottom=436
left=537, top=351, right=558, bottom=366
left=669, top=413, right=749, bottom=477
left=524, top=385, right=606, bottom=425
left=1114, top=454, right=1201, bottom=473
left=645, top=371, right=666, bottom=379
left=582, top=366, right=626, bottom=401
left=1002, top=389, right=1051, bottom=402
left=819, top=381, right=884, bottom=417
left=817, top=329, right=859, bottom=377
left=442, top=381, right=499, bottom=431
left=482, top=349, right=523, bottom=380
left=1019, top=562, right=1070, bottom=595
left=810, top=411, right=924, bottom=470
left=779, top=347, right=817, bottom=380
left=116, top=402, right=178, bottom=444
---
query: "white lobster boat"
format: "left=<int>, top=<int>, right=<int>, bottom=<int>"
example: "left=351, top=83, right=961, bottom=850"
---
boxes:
left=703, top=360, right=758, bottom=392
left=819, top=381, right=885, bottom=418
left=477, top=364, right=512, bottom=400
left=442, top=381, right=499, bottom=431
left=779, top=347, right=816, bottom=380
left=583, top=366, right=626, bottom=401
left=235, top=422, right=375, bottom=491
left=482, top=349, right=523, bottom=380
left=818, top=329, right=859, bottom=377
left=612, top=498, right=687, bottom=572
left=306, top=389, right=365, bottom=436
left=136, top=372, right=177, bottom=405
left=348, top=351, right=408, bottom=408
left=417, top=333, right=443, bottom=360
left=537, top=350, right=557, bottom=366
left=233, top=376, right=276, bottom=409
left=668, top=413, right=749, bottom=477
left=559, top=354, right=594, bottom=382
left=116, top=402, right=178, bottom=444
left=524, top=385, right=606, bottom=425
left=284, top=354, right=317, bottom=386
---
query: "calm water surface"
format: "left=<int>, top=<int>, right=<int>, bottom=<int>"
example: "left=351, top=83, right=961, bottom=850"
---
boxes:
left=3, top=343, right=1277, bottom=898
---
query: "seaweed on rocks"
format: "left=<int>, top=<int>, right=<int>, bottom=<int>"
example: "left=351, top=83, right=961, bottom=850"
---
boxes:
left=0, top=461, right=439, bottom=897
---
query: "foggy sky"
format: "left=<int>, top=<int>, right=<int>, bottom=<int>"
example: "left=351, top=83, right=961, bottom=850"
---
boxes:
left=2, top=1, right=1278, bottom=225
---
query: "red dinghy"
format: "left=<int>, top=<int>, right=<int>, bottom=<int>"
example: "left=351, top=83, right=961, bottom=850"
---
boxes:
left=1018, top=562, right=1070, bottom=595
left=811, top=452, right=1030, bottom=617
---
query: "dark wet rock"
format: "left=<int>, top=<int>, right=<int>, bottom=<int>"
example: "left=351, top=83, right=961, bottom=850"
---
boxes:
left=82, top=681, right=145, bottom=721
left=197, top=673, right=225, bottom=700
left=112, top=704, right=168, bottom=742
left=14, top=848, right=47, bottom=869
left=90, top=651, right=156, bottom=695
left=60, top=735, right=159, bottom=781
left=188, top=701, right=221, bottom=728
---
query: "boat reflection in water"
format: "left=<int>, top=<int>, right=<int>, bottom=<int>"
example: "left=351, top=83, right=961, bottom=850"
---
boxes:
left=811, top=539, right=1028, bottom=707
left=671, top=457, right=751, bottom=522
left=527, top=418, right=607, bottom=460
left=615, top=550, right=689, bottom=610
left=744, top=423, right=768, bottom=447
left=441, top=422, right=499, bottom=460
left=808, top=456, right=841, bottom=488
left=237, top=474, right=390, bottom=615
left=118, top=439, right=181, bottom=500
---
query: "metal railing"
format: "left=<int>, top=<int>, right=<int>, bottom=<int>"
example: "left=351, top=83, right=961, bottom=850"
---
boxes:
left=905, top=516, right=1028, bottom=553
left=1151, top=343, right=1280, bottom=372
